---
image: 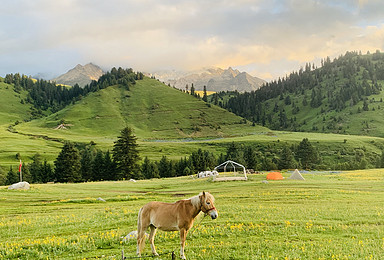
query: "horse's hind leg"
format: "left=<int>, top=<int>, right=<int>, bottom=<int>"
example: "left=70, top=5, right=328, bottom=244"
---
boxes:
left=179, top=228, right=188, bottom=260
left=149, top=225, right=159, bottom=256
left=136, top=208, right=147, bottom=256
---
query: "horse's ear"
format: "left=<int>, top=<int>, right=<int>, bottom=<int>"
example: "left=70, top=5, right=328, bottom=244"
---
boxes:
left=202, top=191, right=205, bottom=197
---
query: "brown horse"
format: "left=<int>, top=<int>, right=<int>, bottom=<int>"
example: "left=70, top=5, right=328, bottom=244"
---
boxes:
left=136, top=191, right=218, bottom=259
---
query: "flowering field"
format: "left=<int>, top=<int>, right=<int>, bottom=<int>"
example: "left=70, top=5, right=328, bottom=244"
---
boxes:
left=1, top=170, right=384, bottom=259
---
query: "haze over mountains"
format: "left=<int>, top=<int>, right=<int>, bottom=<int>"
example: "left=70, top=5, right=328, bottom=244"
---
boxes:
left=151, top=67, right=266, bottom=92
left=51, top=64, right=266, bottom=93
left=52, top=63, right=104, bottom=87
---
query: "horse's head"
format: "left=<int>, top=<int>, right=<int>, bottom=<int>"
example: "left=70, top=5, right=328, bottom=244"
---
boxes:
left=200, top=191, right=218, bottom=219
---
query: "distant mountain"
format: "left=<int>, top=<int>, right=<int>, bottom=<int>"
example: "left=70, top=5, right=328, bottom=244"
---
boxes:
left=52, top=63, right=104, bottom=87
left=150, top=67, right=266, bottom=92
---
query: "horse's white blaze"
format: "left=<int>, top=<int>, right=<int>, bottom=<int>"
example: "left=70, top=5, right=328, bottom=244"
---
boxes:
left=209, top=209, right=218, bottom=219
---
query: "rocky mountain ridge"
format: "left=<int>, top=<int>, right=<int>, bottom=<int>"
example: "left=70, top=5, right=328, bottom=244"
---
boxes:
left=52, top=63, right=104, bottom=87
left=150, top=67, right=266, bottom=92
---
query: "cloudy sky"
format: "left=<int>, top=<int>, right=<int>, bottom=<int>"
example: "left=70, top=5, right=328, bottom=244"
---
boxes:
left=1, top=0, right=384, bottom=81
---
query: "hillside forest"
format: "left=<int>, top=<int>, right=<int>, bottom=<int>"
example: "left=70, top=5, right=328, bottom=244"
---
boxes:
left=213, top=51, right=384, bottom=136
left=3, top=51, right=384, bottom=184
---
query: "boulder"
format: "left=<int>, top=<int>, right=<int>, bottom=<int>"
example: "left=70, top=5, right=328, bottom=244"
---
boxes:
left=8, top=182, right=30, bottom=190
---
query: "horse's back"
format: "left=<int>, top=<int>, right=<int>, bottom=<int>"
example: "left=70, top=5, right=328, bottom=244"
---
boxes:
left=139, top=200, right=187, bottom=231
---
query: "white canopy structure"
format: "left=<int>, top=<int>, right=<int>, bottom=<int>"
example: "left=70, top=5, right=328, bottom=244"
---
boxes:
left=213, top=160, right=247, bottom=181
left=289, top=169, right=305, bottom=180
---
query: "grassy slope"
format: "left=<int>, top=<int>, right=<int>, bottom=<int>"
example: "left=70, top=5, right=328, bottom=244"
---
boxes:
left=0, top=170, right=383, bottom=259
left=12, top=78, right=270, bottom=159
left=2, top=77, right=384, bottom=165
left=246, top=55, right=384, bottom=137
left=0, top=82, right=31, bottom=124
left=274, top=78, right=384, bottom=137
left=15, top=78, right=268, bottom=140
left=0, top=82, right=63, bottom=166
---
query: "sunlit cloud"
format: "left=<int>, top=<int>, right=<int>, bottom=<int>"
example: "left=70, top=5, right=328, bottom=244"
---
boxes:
left=0, top=0, right=383, bottom=80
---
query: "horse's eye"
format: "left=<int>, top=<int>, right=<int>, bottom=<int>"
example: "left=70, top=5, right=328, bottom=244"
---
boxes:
left=207, top=202, right=210, bottom=205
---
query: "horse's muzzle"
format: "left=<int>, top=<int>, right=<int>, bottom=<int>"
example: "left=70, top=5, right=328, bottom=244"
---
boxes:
left=209, top=210, right=218, bottom=219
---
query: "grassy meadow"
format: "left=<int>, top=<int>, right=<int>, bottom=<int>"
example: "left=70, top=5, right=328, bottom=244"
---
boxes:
left=1, top=169, right=384, bottom=259
left=1, top=76, right=384, bottom=167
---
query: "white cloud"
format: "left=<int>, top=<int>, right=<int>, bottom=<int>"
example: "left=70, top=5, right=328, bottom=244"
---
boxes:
left=0, top=0, right=384, bottom=80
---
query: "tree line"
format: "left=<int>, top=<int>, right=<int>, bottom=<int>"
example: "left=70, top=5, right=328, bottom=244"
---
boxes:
left=213, top=51, right=384, bottom=132
left=5, top=131, right=381, bottom=185
left=4, top=67, right=143, bottom=117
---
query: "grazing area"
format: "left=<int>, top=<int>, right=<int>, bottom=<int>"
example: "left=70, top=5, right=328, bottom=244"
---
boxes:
left=1, top=169, right=383, bottom=259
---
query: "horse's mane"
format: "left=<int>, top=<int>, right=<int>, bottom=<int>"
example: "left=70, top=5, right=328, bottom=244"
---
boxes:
left=189, top=192, right=214, bottom=208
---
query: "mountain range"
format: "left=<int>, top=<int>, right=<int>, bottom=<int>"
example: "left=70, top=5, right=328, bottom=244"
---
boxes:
left=149, top=67, right=266, bottom=92
left=52, top=63, right=104, bottom=87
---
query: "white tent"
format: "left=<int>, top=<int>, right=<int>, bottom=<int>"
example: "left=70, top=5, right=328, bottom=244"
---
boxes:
left=289, top=169, right=305, bottom=180
left=213, top=160, right=247, bottom=181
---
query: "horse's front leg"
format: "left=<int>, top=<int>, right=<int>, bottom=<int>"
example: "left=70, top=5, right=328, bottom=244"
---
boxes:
left=179, top=228, right=188, bottom=259
left=149, top=225, right=159, bottom=256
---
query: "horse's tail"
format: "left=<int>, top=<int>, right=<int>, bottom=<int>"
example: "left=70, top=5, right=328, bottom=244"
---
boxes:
left=137, top=207, right=146, bottom=254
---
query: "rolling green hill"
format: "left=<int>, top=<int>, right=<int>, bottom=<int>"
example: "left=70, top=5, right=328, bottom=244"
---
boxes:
left=219, top=51, right=384, bottom=137
left=0, top=81, right=63, bottom=166
left=14, top=77, right=268, bottom=142
left=0, top=81, right=32, bottom=125
left=2, top=70, right=384, bottom=173
left=0, top=77, right=269, bottom=165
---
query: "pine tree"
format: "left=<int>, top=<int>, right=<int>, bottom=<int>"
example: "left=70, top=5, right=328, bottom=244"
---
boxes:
left=103, top=150, right=116, bottom=180
left=54, top=141, right=82, bottom=182
left=244, top=146, right=257, bottom=170
left=278, top=145, right=297, bottom=170
left=225, top=142, right=245, bottom=165
left=296, top=138, right=318, bottom=169
left=80, top=146, right=95, bottom=182
left=202, top=85, right=208, bottom=102
left=141, top=157, right=153, bottom=179
left=190, top=84, right=195, bottom=96
left=5, top=166, right=18, bottom=185
left=92, top=150, right=105, bottom=181
left=30, top=153, right=43, bottom=183
left=112, top=127, right=140, bottom=179
left=41, top=160, right=53, bottom=183
left=158, top=156, right=170, bottom=178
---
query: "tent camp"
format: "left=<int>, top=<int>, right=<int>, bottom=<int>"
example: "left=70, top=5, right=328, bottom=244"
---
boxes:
left=289, top=169, right=305, bottom=180
left=266, top=172, right=284, bottom=180
left=213, top=160, right=247, bottom=181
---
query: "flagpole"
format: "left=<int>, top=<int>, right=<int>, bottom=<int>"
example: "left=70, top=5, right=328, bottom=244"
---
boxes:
left=19, top=160, right=22, bottom=182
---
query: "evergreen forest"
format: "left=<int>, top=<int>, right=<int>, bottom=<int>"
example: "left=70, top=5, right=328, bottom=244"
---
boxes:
left=213, top=51, right=384, bottom=137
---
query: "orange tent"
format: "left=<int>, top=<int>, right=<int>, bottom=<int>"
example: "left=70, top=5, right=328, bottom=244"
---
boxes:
left=266, top=172, right=284, bottom=180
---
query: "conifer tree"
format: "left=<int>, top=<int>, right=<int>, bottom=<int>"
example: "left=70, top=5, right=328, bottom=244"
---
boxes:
left=112, top=127, right=140, bottom=179
left=5, top=166, right=18, bottom=185
left=278, top=145, right=297, bottom=170
left=103, top=150, right=116, bottom=180
left=30, top=153, right=43, bottom=183
left=190, top=84, right=195, bottom=96
left=54, top=141, right=82, bottom=182
left=41, top=160, right=53, bottom=183
left=296, top=138, right=318, bottom=169
left=92, top=150, right=105, bottom=181
left=202, top=85, right=208, bottom=102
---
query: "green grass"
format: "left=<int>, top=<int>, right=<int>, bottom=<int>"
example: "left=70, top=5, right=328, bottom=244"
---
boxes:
left=0, top=82, right=32, bottom=125
left=15, top=78, right=268, bottom=142
left=1, top=169, right=383, bottom=259
left=1, top=77, right=384, bottom=168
